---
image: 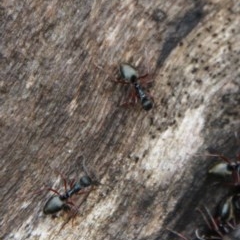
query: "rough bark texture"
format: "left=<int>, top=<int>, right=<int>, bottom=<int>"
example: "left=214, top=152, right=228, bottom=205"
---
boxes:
left=0, top=0, right=240, bottom=239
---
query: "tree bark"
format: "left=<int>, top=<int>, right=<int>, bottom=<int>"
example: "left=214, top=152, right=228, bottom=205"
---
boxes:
left=0, top=0, right=240, bottom=239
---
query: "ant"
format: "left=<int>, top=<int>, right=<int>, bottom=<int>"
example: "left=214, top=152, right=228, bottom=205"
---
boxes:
left=118, top=63, right=154, bottom=111
left=93, top=61, right=154, bottom=111
left=215, top=193, right=240, bottom=225
left=43, top=175, right=93, bottom=215
left=195, top=203, right=240, bottom=240
left=167, top=197, right=240, bottom=240
left=208, top=154, right=240, bottom=185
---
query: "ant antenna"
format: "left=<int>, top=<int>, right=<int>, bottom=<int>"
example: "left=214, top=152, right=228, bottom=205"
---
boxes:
left=81, top=156, right=91, bottom=177
left=80, top=156, right=101, bottom=186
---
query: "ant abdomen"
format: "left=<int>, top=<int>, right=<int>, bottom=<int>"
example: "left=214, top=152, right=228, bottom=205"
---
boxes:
left=43, top=196, right=69, bottom=215
left=119, top=63, right=138, bottom=83
left=208, top=162, right=232, bottom=176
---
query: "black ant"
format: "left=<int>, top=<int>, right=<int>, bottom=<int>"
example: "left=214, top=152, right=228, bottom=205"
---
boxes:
left=195, top=203, right=240, bottom=240
left=215, top=193, right=240, bottom=226
left=43, top=175, right=93, bottom=215
left=119, top=63, right=154, bottom=111
left=167, top=197, right=240, bottom=240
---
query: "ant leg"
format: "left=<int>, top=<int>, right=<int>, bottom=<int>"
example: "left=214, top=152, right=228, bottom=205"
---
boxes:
left=166, top=228, right=189, bottom=240
left=146, top=91, right=155, bottom=105
left=133, top=90, right=138, bottom=105
left=194, top=153, right=232, bottom=165
left=53, top=169, right=76, bottom=191
left=139, top=73, right=152, bottom=84
left=70, top=191, right=91, bottom=220
left=195, top=229, right=206, bottom=240
left=194, top=153, right=232, bottom=168
left=237, top=153, right=240, bottom=161
left=197, top=207, right=213, bottom=231
left=217, top=155, right=232, bottom=164
left=232, top=170, right=240, bottom=186
left=138, top=73, right=148, bottom=80
left=45, top=187, right=61, bottom=196
left=75, top=187, right=93, bottom=196
left=34, top=168, right=64, bottom=196
left=53, top=169, right=69, bottom=192
left=138, top=73, right=154, bottom=88
left=61, top=186, right=96, bottom=231
left=33, top=183, right=61, bottom=197
left=61, top=186, right=93, bottom=213
left=65, top=200, right=75, bottom=207
left=68, top=178, right=76, bottom=189
left=114, top=78, right=130, bottom=85
left=58, top=206, right=78, bottom=233
left=120, top=87, right=138, bottom=108
left=203, top=153, right=232, bottom=164
left=197, top=207, right=224, bottom=240
left=203, top=206, right=223, bottom=238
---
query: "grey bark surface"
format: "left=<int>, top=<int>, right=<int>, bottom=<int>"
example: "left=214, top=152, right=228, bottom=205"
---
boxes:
left=0, top=0, right=240, bottom=240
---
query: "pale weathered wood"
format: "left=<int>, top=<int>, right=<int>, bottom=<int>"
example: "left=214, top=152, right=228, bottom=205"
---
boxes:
left=0, top=0, right=240, bottom=239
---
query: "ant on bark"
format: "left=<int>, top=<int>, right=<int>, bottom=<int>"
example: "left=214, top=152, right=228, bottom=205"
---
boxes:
left=118, top=63, right=154, bottom=111
left=167, top=196, right=240, bottom=240
left=94, top=61, right=154, bottom=111
left=195, top=203, right=240, bottom=240
left=43, top=175, right=93, bottom=215
left=41, top=157, right=98, bottom=216
left=214, top=193, right=240, bottom=228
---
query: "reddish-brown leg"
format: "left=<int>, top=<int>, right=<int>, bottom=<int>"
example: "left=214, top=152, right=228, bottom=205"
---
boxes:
left=166, top=228, right=190, bottom=240
left=120, top=87, right=138, bottom=108
left=33, top=185, right=61, bottom=197
left=197, top=206, right=224, bottom=239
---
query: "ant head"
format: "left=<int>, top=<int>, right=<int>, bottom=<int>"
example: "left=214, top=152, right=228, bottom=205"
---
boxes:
left=80, top=176, right=92, bottom=187
left=142, top=98, right=153, bottom=111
